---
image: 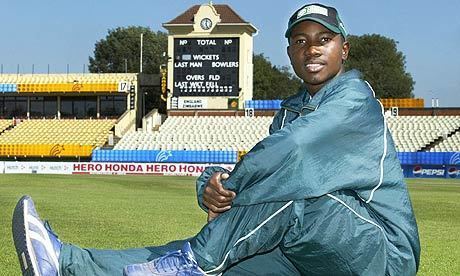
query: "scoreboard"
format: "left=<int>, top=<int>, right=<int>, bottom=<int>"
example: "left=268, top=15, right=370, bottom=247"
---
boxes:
left=173, top=38, right=239, bottom=97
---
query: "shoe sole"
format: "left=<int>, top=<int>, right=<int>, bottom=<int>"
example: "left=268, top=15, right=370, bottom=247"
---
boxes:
left=12, top=196, right=39, bottom=276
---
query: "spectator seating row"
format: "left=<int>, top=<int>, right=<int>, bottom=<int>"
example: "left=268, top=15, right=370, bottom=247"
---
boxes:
left=0, top=119, right=12, bottom=132
left=93, top=149, right=458, bottom=166
left=244, top=99, right=425, bottom=110
left=0, top=83, right=17, bottom=93
left=433, top=132, right=460, bottom=152
left=0, top=119, right=115, bottom=157
left=115, top=116, right=272, bottom=151
left=379, top=98, right=424, bottom=108
left=0, top=73, right=137, bottom=93
left=93, top=149, right=237, bottom=164
left=397, top=152, right=459, bottom=165
left=245, top=100, right=283, bottom=110
left=0, top=144, right=94, bottom=157
left=387, top=116, right=460, bottom=152
left=0, top=73, right=137, bottom=83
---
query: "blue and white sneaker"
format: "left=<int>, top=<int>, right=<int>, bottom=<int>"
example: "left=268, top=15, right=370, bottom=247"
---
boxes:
left=12, top=195, right=62, bottom=276
left=123, top=242, right=206, bottom=276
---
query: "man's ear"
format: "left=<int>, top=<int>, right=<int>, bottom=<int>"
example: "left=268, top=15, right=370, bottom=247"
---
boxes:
left=342, top=41, right=350, bottom=61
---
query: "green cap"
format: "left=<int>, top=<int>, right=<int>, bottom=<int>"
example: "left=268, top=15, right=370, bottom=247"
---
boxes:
left=285, top=3, right=347, bottom=39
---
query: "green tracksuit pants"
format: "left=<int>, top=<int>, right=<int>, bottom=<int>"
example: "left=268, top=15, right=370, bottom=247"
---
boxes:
left=59, top=191, right=386, bottom=275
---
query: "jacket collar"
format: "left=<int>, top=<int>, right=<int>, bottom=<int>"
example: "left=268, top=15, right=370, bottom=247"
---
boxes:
left=281, top=69, right=362, bottom=114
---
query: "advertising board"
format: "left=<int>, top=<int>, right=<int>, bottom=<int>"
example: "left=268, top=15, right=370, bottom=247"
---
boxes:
left=1, top=161, right=235, bottom=177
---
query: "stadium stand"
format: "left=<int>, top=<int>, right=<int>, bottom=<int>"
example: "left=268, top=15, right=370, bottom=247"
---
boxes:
left=0, top=73, right=139, bottom=158
left=112, top=115, right=460, bottom=154
left=91, top=113, right=460, bottom=164
left=387, top=115, right=460, bottom=152
left=245, top=100, right=283, bottom=110
left=0, top=119, right=115, bottom=157
left=92, top=116, right=271, bottom=163
left=433, top=132, right=460, bottom=152
left=0, top=73, right=136, bottom=93
left=245, top=99, right=425, bottom=110
left=379, top=98, right=424, bottom=109
left=92, top=149, right=238, bottom=164
left=1, top=77, right=459, bottom=164
left=115, top=116, right=272, bottom=151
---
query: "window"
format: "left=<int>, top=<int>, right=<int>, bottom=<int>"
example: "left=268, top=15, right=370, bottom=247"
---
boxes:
left=100, top=95, right=127, bottom=117
left=3, top=96, right=27, bottom=118
left=61, top=96, right=97, bottom=118
left=30, top=96, right=57, bottom=118
left=44, top=97, right=58, bottom=117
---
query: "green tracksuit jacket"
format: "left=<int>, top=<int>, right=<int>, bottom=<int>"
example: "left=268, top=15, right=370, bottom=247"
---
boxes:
left=195, top=69, right=420, bottom=275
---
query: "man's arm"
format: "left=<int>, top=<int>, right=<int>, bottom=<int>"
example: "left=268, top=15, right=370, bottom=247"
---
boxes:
left=223, top=85, right=385, bottom=206
left=196, top=109, right=286, bottom=219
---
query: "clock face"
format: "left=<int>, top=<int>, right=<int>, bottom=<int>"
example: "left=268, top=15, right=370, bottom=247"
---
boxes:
left=200, top=18, right=212, bottom=30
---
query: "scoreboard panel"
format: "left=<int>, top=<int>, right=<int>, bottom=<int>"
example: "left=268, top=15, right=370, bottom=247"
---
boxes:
left=173, top=38, right=239, bottom=97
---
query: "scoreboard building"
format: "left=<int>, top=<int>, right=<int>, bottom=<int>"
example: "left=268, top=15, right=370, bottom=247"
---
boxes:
left=163, top=2, right=257, bottom=110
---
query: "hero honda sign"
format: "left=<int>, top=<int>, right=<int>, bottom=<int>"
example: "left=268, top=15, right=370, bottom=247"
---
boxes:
left=173, top=38, right=239, bottom=96
left=1, top=161, right=235, bottom=176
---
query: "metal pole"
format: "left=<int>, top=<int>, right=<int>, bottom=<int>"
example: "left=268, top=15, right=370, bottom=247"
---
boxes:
left=125, top=59, right=128, bottom=73
left=48, top=64, right=50, bottom=74
left=32, top=64, right=35, bottom=74
left=140, top=33, right=143, bottom=73
left=17, top=64, right=20, bottom=75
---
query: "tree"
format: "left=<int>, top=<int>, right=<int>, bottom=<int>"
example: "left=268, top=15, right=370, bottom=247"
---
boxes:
left=89, top=26, right=168, bottom=74
left=253, top=54, right=303, bottom=99
left=344, top=34, right=414, bottom=98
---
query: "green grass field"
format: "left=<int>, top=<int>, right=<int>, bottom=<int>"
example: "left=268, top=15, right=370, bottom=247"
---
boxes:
left=0, top=175, right=459, bottom=275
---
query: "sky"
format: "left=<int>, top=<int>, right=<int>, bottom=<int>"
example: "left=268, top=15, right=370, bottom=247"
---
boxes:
left=1, top=0, right=459, bottom=107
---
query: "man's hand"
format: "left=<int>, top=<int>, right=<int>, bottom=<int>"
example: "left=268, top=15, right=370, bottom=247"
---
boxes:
left=203, top=172, right=236, bottom=222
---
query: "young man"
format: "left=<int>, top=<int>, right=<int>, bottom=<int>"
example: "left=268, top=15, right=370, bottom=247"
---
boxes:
left=12, top=3, right=420, bottom=275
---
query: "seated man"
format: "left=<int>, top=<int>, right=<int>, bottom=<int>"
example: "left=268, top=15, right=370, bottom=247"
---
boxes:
left=12, top=3, right=420, bottom=276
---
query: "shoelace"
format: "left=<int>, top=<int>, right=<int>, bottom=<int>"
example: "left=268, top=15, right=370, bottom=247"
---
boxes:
left=153, top=249, right=198, bottom=273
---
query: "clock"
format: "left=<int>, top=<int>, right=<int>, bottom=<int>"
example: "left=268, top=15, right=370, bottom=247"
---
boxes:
left=200, top=18, right=213, bottom=30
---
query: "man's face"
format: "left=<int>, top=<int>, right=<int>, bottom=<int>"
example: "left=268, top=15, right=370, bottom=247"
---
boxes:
left=287, top=20, right=349, bottom=94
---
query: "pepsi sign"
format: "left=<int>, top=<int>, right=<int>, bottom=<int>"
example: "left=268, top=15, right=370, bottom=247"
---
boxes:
left=411, top=165, right=445, bottom=178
